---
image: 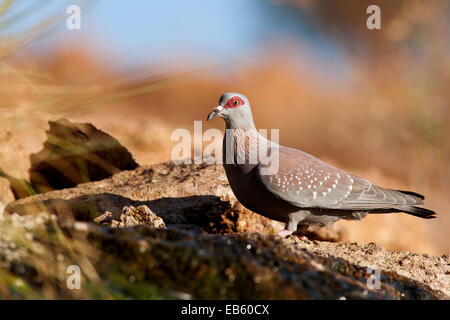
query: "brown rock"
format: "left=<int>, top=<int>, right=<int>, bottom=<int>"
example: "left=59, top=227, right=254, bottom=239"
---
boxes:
left=3, top=162, right=449, bottom=299
left=28, top=118, right=139, bottom=194
left=113, top=205, right=166, bottom=228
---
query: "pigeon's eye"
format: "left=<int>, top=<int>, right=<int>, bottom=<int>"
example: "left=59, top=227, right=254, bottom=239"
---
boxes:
left=226, top=96, right=243, bottom=108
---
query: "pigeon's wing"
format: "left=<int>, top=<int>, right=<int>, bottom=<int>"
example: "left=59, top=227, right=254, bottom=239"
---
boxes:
left=256, top=146, right=424, bottom=210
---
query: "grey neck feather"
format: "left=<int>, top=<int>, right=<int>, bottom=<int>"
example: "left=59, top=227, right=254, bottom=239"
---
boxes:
left=225, top=107, right=256, bottom=130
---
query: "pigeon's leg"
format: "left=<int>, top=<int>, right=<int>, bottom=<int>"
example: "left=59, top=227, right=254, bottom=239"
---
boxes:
left=275, top=214, right=303, bottom=237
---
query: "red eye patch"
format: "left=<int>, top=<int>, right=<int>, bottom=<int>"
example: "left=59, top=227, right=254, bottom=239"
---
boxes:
left=225, top=96, right=244, bottom=109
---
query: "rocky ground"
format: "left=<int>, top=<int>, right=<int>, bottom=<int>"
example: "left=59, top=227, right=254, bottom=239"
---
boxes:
left=0, top=121, right=448, bottom=299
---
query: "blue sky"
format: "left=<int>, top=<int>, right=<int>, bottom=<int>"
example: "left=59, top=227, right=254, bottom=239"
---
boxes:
left=3, top=0, right=347, bottom=75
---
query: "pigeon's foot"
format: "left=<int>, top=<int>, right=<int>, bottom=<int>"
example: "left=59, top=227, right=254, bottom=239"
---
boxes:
left=296, top=235, right=309, bottom=241
left=293, top=225, right=309, bottom=241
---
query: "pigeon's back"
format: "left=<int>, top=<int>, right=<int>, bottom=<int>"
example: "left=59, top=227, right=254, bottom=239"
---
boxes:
left=258, top=144, right=434, bottom=218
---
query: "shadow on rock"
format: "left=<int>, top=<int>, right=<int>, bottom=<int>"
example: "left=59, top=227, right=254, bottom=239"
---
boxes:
left=1, top=119, right=139, bottom=201
left=5, top=193, right=237, bottom=234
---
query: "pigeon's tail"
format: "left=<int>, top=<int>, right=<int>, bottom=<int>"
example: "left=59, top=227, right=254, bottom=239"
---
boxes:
left=394, top=189, right=425, bottom=200
left=399, top=206, right=436, bottom=219
left=395, top=190, right=436, bottom=219
left=390, top=189, right=436, bottom=219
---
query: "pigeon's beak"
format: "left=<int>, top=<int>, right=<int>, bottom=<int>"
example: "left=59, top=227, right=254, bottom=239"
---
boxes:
left=207, top=106, right=222, bottom=121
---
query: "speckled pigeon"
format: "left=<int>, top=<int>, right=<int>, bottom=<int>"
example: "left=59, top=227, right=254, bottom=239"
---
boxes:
left=207, top=92, right=436, bottom=236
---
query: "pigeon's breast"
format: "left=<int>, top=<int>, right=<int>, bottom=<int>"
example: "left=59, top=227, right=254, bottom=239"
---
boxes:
left=222, top=129, right=299, bottom=222
left=223, top=163, right=300, bottom=222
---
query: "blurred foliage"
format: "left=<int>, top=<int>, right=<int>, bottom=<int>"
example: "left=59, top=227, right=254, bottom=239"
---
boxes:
left=282, top=0, right=449, bottom=57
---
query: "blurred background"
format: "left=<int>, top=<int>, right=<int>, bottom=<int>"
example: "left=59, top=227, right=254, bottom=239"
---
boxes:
left=0, top=0, right=448, bottom=254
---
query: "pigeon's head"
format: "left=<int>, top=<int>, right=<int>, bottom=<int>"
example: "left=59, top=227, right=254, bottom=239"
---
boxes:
left=207, top=92, right=255, bottom=129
